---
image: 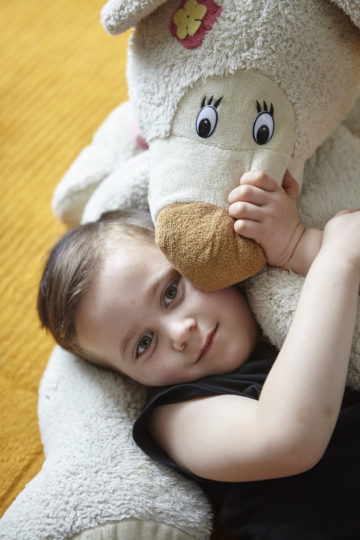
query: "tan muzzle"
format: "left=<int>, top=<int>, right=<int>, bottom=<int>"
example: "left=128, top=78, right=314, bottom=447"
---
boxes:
left=156, top=201, right=266, bottom=291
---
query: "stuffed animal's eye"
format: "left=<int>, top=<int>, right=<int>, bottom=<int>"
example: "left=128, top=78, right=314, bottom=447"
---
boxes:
left=253, top=103, right=275, bottom=145
left=196, top=96, right=222, bottom=139
left=196, top=105, right=218, bottom=138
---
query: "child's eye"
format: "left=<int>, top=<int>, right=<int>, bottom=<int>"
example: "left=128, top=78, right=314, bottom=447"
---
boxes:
left=163, top=282, right=177, bottom=306
left=136, top=332, right=154, bottom=358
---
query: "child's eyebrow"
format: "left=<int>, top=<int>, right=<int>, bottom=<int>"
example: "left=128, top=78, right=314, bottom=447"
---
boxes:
left=144, top=265, right=176, bottom=310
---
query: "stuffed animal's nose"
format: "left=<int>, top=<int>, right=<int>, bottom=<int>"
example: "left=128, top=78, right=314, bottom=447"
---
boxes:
left=155, top=202, right=266, bottom=291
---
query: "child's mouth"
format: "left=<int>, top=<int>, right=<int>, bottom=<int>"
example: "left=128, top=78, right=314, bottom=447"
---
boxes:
left=197, top=324, right=218, bottom=362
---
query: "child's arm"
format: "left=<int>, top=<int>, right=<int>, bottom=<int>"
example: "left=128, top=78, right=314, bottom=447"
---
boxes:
left=228, top=170, right=322, bottom=275
left=150, top=210, right=360, bottom=482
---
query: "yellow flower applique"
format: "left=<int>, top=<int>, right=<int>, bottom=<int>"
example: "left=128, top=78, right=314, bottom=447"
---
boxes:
left=169, top=0, right=222, bottom=50
left=173, top=0, right=207, bottom=40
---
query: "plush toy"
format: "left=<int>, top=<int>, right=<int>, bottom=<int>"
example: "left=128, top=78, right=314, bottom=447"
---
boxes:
left=52, top=0, right=360, bottom=392
left=92, top=0, right=360, bottom=291
left=5, top=3, right=359, bottom=538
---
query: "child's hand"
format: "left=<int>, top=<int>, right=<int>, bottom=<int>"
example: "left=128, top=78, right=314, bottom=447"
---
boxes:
left=228, top=170, right=304, bottom=268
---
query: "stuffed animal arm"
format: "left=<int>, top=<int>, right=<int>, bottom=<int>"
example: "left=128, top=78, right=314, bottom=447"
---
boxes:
left=0, top=347, right=213, bottom=539
left=52, top=100, right=149, bottom=226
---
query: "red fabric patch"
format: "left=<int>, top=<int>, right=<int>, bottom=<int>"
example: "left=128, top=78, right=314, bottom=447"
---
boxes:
left=169, top=0, right=222, bottom=50
left=131, top=119, right=149, bottom=150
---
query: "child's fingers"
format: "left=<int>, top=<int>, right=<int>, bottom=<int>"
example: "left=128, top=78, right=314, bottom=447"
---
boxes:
left=228, top=184, right=268, bottom=206
left=239, top=170, right=279, bottom=192
left=233, top=218, right=263, bottom=242
left=229, top=201, right=264, bottom=222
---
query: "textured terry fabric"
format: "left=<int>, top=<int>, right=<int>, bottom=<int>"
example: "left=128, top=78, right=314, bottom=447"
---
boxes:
left=134, top=342, right=360, bottom=539
left=0, top=0, right=129, bottom=517
left=124, top=0, right=360, bottom=160
left=71, top=518, right=196, bottom=540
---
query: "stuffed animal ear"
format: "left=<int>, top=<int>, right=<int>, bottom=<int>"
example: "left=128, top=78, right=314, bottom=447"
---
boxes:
left=330, top=0, right=360, bottom=30
left=101, top=0, right=168, bottom=34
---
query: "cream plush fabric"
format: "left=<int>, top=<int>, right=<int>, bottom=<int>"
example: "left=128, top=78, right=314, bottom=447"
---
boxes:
left=95, top=0, right=360, bottom=291
left=52, top=101, right=149, bottom=227
left=102, top=0, right=360, bottom=159
left=0, top=346, right=213, bottom=540
left=72, top=519, right=197, bottom=539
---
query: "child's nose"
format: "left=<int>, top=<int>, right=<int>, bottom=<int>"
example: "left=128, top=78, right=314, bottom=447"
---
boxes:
left=171, top=318, right=197, bottom=352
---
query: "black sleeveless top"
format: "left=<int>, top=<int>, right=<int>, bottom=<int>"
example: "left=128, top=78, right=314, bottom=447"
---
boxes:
left=133, top=342, right=360, bottom=539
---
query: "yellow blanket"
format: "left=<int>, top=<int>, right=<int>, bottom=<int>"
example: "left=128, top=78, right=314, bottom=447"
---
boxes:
left=0, top=0, right=129, bottom=516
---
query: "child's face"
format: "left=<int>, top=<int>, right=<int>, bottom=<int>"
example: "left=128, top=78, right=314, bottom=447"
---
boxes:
left=75, top=241, right=258, bottom=386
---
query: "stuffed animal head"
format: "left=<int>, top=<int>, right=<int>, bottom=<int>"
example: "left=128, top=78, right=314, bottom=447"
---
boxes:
left=102, top=0, right=360, bottom=290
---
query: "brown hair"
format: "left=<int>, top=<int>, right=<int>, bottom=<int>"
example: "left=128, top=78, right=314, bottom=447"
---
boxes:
left=37, top=209, right=154, bottom=361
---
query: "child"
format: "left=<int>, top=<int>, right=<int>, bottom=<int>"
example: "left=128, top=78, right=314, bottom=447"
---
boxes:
left=38, top=171, right=360, bottom=538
